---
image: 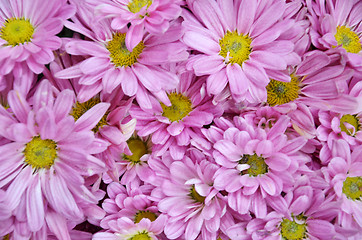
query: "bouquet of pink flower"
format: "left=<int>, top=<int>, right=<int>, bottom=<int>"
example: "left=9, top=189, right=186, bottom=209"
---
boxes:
left=0, top=0, right=361, bottom=239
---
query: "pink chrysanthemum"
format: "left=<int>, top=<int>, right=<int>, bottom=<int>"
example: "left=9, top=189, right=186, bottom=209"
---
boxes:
left=0, top=80, right=107, bottom=239
left=130, top=70, right=222, bottom=160
left=90, top=0, right=182, bottom=51
left=0, top=0, right=74, bottom=75
left=307, top=0, right=362, bottom=72
left=155, top=156, right=226, bottom=240
left=55, top=1, right=187, bottom=108
left=183, top=0, right=301, bottom=103
left=210, top=115, right=307, bottom=218
left=322, top=141, right=362, bottom=232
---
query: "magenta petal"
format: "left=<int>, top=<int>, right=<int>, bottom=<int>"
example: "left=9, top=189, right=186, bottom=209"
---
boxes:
left=45, top=211, right=71, bottom=240
left=266, top=152, right=291, bottom=171
left=296, top=51, right=330, bottom=75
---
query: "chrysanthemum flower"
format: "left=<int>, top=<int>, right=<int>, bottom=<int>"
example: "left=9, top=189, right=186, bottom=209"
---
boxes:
left=0, top=80, right=107, bottom=239
left=210, top=115, right=307, bottom=218
left=55, top=1, right=187, bottom=108
left=157, top=158, right=226, bottom=239
left=90, top=0, right=182, bottom=51
left=0, top=0, right=74, bottom=75
left=130, top=71, right=221, bottom=160
left=322, top=141, right=362, bottom=230
left=307, top=0, right=362, bottom=72
left=183, top=0, right=301, bottom=103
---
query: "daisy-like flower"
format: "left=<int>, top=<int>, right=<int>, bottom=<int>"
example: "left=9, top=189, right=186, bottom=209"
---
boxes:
left=211, top=115, right=307, bottom=218
left=322, top=141, right=362, bottom=230
left=130, top=70, right=222, bottom=160
left=183, top=0, right=301, bottom=103
left=0, top=80, right=107, bottom=239
left=0, top=0, right=74, bottom=75
left=55, top=1, right=187, bottom=108
left=246, top=185, right=338, bottom=240
left=157, top=158, right=226, bottom=240
left=90, top=0, right=182, bottom=51
left=307, top=0, right=362, bottom=72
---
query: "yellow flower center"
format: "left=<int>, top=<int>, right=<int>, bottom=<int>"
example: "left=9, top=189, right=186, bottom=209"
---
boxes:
left=106, top=32, right=145, bottom=67
left=266, top=76, right=299, bottom=106
left=128, top=0, right=152, bottom=13
left=124, top=138, right=148, bottom=164
left=239, top=153, right=268, bottom=177
left=2, top=234, right=10, bottom=240
left=161, top=93, right=192, bottom=122
left=24, top=136, right=57, bottom=169
left=189, top=185, right=206, bottom=203
left=0, top=17, right=34, bottom=46
left=127, top=231, right=151, bottom=240
left=70, top=98, right=108, bottom=133
left=134, top=210, right=157, bottom=223
left=339, top=114, right=360, bottom=137
left=219, top=30, right=252, bottom=66
left=280, top=217, right=307, bottom=240
left=334, top=26, right=361, bottom=53
left=342, top=177, right=362, bottom=200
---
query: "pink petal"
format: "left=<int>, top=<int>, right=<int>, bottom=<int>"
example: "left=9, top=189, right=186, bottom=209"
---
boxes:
left=26, top=176, right=44, bottom=232
left=74, top=102, right=110, bottom=132
left=183, top=31, right=220, bottom=55
left=226, top=63, right=248, bottom=96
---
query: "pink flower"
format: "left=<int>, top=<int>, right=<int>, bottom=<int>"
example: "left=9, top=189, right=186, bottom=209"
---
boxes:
left=55, top=1, right=187, bottom=108
left=130, top=70, right=221, bottom=160
left=0, top=80, right=107, bottom=239
left=91, top=0, right=182, bottom=51
left=211, top=115, right=307, bottom=218
left=157, top=158, right=226, bottom=240
left=0, top=0, right=74, bottom=75
left=182, top=0, right=301, bottom=103
left=307, top=0, right=362, bottom=72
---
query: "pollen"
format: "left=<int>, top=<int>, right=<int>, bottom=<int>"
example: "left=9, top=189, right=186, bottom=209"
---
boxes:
left=70, top=98, right=108, bottom=133
left=24, top=136, right=57, bottom=170
left=239, top=153, right=268, bottom=177
left=161, top=93, right=192, bottom=122
left=124, top=138, right=148, bottom=164
left=342, top=177, right=362, bottom=200
left=266, top=76, right=299, bottom=106
left=128, top=0, right=152, bottom=13
left=134, top=210, right=157, bottom=223
left=280, top=217, right=307, bottom=240
left=219, top=30, right=252, bottom=66
left=127, top=231, right=151, bottom=240
left=334, top=26, right=361, bottom=53
left=106, top=32, right=144, bottom=67
left=189, top=185, right=206, bottom=203
left=339, top=114, right=360, bottom=137
left=0, top=17, right=34, bottom=46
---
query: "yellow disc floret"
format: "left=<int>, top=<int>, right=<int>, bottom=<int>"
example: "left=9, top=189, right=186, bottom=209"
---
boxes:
left=161, top=93, right=192, bottom=122
left=24, top=136, right=57, bottom=169
left=280, top=217, right=307, bottom=240
left=339, top=114, right=360, bottom=137
left=266, top=76, right=299, bottom=106
left=127, top=231, right=152, bottom=240
left=128, top=0, right=152, bottom=13
left=134, top=210, right=157, bottom=223
left=0, top=17, right=34, bottom=46
left=219, top=30, right=252, bottom=66
left=70, top=98, right=108, bottom=132
left=334, top=26, right=361, bottom=53
left=189, top=185, right=206, bottom=203
left=124, top=138, right=148, bottom=164
left=342, top=177, right=362, bottom=200
left=106, top=32, right=145, bottom=67
left=239, top=154, right=268, bottom=177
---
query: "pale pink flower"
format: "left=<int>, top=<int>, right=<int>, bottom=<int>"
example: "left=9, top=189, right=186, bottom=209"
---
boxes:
left=183, top=0, right=301, bottom=103
left=55, top=1, right=187, bottom=108
left=130, top=71, right=221, bottom=160
left=90, top=0, right=182, bottom=51
left=211, top=115, right=307, bottom=218
left=307, top=0, right=362, bottom=72
left=0, top=80, right=107, bottom=239
left=157, top=158, right=226, bottom=240
left=0, top=0, right=74, bottom=75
